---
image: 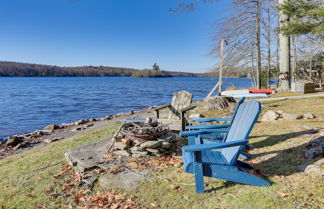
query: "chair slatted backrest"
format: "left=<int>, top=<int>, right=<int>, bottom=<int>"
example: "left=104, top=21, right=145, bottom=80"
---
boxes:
left=168, top=91, right=193, bottom=119
left=220, top=97, right=245, bottom=141
left=229, top=97, right=245, bottom=125
left=221, top=100, right=261, bottom=165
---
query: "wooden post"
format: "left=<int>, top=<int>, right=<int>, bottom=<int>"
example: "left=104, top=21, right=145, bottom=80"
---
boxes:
left=206, top=39, right=225, bottom=98
left=218, top=39, right=225, bottom=96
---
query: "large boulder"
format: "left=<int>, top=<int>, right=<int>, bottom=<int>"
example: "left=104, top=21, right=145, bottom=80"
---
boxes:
left=157, top=133, right=176, bottom=142
left=131, top=151, right=149, bottom=158
left=282, top=113, right=303, bottom=120
left=114, top=142, right=129, bottom=150
left=304, top=164, right=324, bottom=176
left=303, top=113, right=316, bottom=119
left=74, top=119, right=89, bottom=125
left=6, top=136, right=24, bottom=147
left=65, top=137, right=113, bottom=172
left=161, top=142, right=173, bottom=149
left=43, top=137, right=64, bottom=144
left=112, top=150, right=130, bottom=156
left=298, top=158, right=324, bottom=176
left=44, top=124, right=60, bottom=132
left=130, top=146, right=145, bottom=152
left=260, top=110, right=280, bottom=122
left=99, top=169, right=149, bottom=191
left=140, top=141, right=162, bottom=149
left=305, top=147, right=323, bottom=159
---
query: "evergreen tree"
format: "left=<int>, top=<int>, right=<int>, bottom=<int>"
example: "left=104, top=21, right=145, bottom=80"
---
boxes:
left=278, top=0, right=324, bottom=37
left=153, top=63, right=160, bottom=71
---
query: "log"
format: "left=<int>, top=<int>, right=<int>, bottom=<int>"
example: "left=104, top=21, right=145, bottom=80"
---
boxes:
left=107, top=122, right=126, bottom=153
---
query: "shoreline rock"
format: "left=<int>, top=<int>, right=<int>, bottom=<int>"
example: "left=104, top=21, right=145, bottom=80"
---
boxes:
left=0, top=106, right=155, bottom=160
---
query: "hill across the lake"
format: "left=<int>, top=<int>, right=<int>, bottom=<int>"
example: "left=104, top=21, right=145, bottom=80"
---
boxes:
left=0, top=61, right=206, bottom=77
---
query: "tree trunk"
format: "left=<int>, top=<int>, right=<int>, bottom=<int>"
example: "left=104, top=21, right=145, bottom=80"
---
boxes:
left=267, top=0, right=271, bottom=89
left=256, top=0, right=262, bottom=89
left=291, top=36, right=297, bottom=82
left=309, top=59, right=312, bottom=80
left=278, top=0, right=291, bottom=92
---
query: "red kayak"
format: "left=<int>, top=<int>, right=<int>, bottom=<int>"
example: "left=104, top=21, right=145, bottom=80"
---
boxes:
left=249, top=89, right=273, bottom=94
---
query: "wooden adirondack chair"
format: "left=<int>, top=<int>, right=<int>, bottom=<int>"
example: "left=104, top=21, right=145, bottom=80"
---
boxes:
left=180, top=100, right=270, bottom=193
left=155, top=91, right=196, bottom=131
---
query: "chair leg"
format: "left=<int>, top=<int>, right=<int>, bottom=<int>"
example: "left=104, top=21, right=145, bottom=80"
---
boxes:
left=239, top=152, right=252, bottom=160
left=188, top=136, right=195, bottom=145
left=193, top=162, right=204, bottom=193
left=237, top=160, right=253, bottom=170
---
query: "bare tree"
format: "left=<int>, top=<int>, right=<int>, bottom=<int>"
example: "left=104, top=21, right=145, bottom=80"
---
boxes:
left=278, top=0, right=291, bottom=92
left=209, top=0, right=274, bottom=89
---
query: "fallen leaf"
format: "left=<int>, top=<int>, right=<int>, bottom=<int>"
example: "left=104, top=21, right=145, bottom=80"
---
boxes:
left=177, top=168, right=184, bottom=173
left=169, top=184, right=179, bottom=190
left=104, top=154, right=116, bottom=162
left=278, top=192, right=290, bottom=198
left=150, top=201, right=158, bottom=208
left=177, top=188, right=185, bottom=194
left=126, top=162, right=143, bottom=169
left=248, top=159, right=260, bottom=164
left=26, top=194, right=34, bottom=198
left=36, top=205, right=46, bottom=209
left=110, top=167, right=124, bottom=174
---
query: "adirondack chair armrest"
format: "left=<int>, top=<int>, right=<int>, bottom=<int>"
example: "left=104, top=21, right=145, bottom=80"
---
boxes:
left=190, top=117, right=231, bottom=123
left=179, top=105, right=196, bottom=113
left=180, top=128, right=229, bottom=136
left=155, top=104, right=171, bottom=111
left=182, top=139, right=248, bottom=152
left=186, top=124, right=230, bottom=130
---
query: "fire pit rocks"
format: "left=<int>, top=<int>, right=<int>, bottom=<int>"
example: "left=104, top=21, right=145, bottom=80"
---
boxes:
left=112, top=121, right=176, bottom=157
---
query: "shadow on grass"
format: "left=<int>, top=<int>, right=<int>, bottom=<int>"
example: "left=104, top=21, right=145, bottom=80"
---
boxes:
left=205, top=181, right=237, bottom=193
left=177, top=130, right=322, bottom=193
left=253, top=136, right=323, bottom=177
left=204, top=135, right=322, bottom=192
left=250, top=129, right=319, bottom=148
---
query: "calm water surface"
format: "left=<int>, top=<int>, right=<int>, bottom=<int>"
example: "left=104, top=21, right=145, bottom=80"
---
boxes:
left=0, top=77, right=252, bottom=139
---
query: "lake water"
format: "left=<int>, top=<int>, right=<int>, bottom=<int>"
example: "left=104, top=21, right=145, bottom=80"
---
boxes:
left=0, top=77, right=252, bottom=139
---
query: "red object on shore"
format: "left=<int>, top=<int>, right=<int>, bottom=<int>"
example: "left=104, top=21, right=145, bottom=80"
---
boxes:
left=249, top=89, right=273, bottom=94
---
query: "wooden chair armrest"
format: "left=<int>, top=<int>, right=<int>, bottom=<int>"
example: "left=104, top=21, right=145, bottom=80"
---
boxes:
left=179, top=105, right=196, bottom=113
left=155, top=104, right=171, bottom=111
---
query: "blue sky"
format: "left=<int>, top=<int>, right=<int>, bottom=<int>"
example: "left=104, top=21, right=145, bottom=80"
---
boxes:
left=0, top=0, right=230, bottom=73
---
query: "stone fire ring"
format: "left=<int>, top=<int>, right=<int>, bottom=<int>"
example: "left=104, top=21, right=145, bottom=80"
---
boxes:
left=121, top=129, right=169, bottom=141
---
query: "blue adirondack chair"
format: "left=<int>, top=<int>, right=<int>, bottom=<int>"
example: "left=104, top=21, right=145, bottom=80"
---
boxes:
left=184, top=97, right=251, bottom=160
left=180, top=100, right=270, bottom=193
left=186, top=97, right=245, bottom=131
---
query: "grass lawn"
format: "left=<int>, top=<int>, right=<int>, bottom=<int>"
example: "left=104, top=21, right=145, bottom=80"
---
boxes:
left=0, top=123, right=121, bottom=208
left=0, top=97, right=323, bottom=209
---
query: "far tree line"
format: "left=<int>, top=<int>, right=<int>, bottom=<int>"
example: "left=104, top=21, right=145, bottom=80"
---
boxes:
left=0, top=61, right=199, bottom=77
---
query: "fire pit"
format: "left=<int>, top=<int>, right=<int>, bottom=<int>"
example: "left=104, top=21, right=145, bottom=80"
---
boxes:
left=120, top=121, right=169, bottom=141
left=112, top=120, right=177, bottom=157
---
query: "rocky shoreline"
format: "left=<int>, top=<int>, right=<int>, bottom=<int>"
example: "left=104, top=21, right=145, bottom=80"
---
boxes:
left=0, top=106, right=157, bottom=160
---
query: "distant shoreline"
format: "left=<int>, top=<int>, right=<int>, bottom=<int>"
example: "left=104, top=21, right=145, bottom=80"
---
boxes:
left=0, top=61, right=206, bottom=77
